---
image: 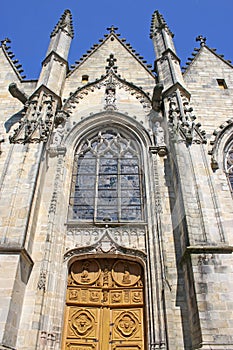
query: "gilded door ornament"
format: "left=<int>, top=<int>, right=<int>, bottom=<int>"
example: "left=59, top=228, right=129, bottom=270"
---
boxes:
left=111, top=291, right=122, bottom=303
left=71, top=259, right=100, bottom=285
left=112, top=260, right=141, bottom=286
left=89, top=291, right=100, bottom=302
left=70, top=310, right=94, bottom=337
left=63, top=258, right=144, bottom=350
left=132, top=291, right=142, bottom=303
left=69, top=289, right=79, bottom=300
left=115, top=312, right=138, bottom=338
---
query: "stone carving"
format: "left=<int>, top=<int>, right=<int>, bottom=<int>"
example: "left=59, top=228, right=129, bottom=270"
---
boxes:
left=37, top=270, right=47, bottom=291
left=152, top=121, right=167, bottom=156
left=9, top=89, right=59, bottom=144
left=51, top=124, right=65, bottom=146
left=225, top=140, right=233, bottom=190
left=104, top=76, right=117, bottom=110
left=49, top=155, right=64, bottom=214
left=196, top=35, right=206, bottom=47
left=168, top=93, right=206, bottom=145
left=153, top=121, right=165, bottom=146
left=208, top=119, right=233, bottom=171
left=106, top=53, right=117, bottom=73
left=63, top=71, right=151, bottom=114
left=65, top=226, right=146, bottom=254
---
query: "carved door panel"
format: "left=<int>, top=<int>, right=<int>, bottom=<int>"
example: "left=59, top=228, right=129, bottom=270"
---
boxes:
left=62, top=258, right=145, bottom=350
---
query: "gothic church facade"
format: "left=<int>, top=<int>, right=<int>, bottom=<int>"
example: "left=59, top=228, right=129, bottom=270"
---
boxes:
left=0, top=9, right=233, bottom=350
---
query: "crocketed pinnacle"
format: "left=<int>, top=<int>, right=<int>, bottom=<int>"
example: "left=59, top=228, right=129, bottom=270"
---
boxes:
left=50, top=9, right=74, bottom=39
left=150, top=10, right=174, bottom=38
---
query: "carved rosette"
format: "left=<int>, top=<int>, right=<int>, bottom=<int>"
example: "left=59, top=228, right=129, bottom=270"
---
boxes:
left=70, top=310, right=95, bottom=337
left=115, top=311, right=139, bottom=338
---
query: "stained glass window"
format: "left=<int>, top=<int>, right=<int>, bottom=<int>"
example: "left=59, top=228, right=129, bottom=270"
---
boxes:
left=225, top=140, right=233, bottom=193
left=70, top=129, right=143, bottom=222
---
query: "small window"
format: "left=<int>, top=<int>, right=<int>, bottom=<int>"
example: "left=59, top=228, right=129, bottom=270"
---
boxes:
left=217, top=79, right=227, bottom=89
left=82, top=75, right=89, bottom=84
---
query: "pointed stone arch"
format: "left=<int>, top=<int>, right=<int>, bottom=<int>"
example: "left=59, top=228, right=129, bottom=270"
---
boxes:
left=63, top=70, right=152, bottom=115
left=63, top=110, right=153, bottom=152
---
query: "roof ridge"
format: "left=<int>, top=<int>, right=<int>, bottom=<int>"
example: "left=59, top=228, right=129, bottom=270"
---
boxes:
left=50, top=9, right=74, bottom=39
left=68, top=28, right=153, bottom=77
left=0, top=38, right=26, bottom=80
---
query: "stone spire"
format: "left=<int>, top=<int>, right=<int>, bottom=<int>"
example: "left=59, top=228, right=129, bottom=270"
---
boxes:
left=45, top=9, right=74, bottom=61
left=50, top=9, right=74, bottom=39
left=150, top=10, right=182, bottom=91
left=38, top=9, right=74, bottom=94
left=150, top=10, right=174, bottom=38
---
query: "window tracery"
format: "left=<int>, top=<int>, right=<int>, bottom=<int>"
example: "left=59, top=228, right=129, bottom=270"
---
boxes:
left=225, top=139, right=233, bottom=193
left=70, top=129, right=144, bottom=222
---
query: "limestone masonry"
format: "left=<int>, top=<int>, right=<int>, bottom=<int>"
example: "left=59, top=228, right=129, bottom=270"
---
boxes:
left=0, top=9, right=233, bottom=350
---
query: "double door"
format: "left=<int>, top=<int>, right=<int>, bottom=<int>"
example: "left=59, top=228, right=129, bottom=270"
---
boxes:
left=63, top=258, right=145, bottom=350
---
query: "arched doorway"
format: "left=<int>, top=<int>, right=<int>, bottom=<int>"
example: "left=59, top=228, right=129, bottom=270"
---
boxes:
left=62, top=258, right=145, bottom=350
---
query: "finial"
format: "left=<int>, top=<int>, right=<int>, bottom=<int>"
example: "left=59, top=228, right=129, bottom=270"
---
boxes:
left=107, top=25, right=118, bottom=34
left=50, top=9, right=74, bottom=39
left=1, top=38, right=11, bottom=47
left=150, top=10, right=174, bottom=38
left=106, top=53, right=117, bottom=73
left=196, top=35, right=206, bottom=47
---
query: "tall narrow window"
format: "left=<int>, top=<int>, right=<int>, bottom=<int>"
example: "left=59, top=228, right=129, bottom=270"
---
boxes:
left=70, top=129, right=143, bottom=222
left=225, top=140, right=233, bottom=193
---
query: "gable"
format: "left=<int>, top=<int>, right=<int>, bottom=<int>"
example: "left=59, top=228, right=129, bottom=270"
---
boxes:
left=63, top=34, right=155, bottom=101
left=184, top=46, right=233, bottom=88
left=183, top=46, right=233, bottom=134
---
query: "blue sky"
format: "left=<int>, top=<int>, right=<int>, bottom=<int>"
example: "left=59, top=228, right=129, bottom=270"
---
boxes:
left=1, top=0, right=233, bottom=79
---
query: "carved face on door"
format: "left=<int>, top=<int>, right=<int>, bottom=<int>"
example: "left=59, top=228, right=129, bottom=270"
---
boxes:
left=62, top=258, right=145, bottom=350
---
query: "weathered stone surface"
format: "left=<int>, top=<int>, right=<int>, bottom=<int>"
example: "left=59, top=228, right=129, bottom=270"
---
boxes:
left=0, top=9, right=233, bottom=350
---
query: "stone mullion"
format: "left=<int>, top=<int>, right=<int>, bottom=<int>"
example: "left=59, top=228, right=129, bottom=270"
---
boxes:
left=146, top=150, right=167, bottom=349
left=46, top=153, right=67, bottom=350
left=36, top=153, right=66, bottom=349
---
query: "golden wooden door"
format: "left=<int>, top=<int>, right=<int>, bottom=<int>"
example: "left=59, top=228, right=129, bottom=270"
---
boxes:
left=62, top=258, right=145, bottom=350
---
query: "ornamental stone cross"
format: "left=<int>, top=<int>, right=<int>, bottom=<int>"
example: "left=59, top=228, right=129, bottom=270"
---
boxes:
left=107, top=25, right=118, bottom=33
